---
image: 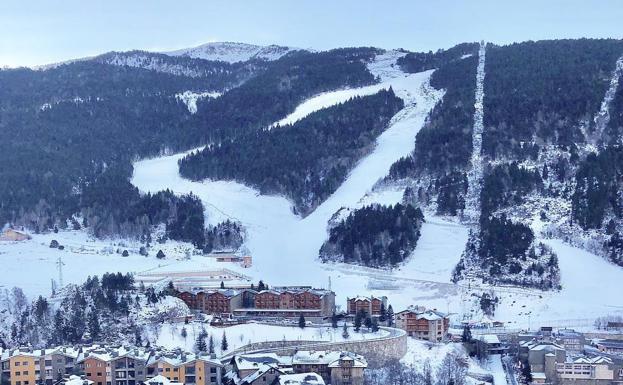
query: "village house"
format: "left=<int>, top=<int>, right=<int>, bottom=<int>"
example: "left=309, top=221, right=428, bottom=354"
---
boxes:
left=146, top=350, right=223, bottom=385
left=226, top=351, right=366, bottom=385
left=37, top=347, right=82, bottom=385
left=291, top=351, right=367, bottom=385
left=345, top=296, right=387, bottom=317
left=78, top=346, right=151, bottom=385
left=395, top=307, right=449, bottom=341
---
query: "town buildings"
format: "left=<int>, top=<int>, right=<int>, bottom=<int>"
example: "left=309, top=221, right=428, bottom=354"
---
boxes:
left=519, top=330, right=623, bottom=385
left=1, top=346, right=224, bottom=385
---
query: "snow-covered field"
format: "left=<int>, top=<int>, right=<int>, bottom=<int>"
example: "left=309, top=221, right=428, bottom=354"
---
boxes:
left=149, top=322, right=387, bottom=355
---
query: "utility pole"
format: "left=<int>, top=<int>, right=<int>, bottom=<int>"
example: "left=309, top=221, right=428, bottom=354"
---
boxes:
left=56, top=256, right=65, bottom=288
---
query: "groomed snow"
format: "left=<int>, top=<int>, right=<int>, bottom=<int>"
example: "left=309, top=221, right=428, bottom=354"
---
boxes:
left=269, top=84, right=389, bottom=128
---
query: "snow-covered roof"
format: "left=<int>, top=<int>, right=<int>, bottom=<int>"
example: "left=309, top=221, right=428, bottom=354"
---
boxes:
left=79, top=346, right=151, bottom=363
left=568, top=356, right=612, bottom=364
left=240, top=364, right=284, bottom=384
left=145, top=375, right=184, bottom=385
left=530, top=342, right=565, bottom=352
left=148, top=350, right=222, bottom=367
left=348, top=295, right=385, bottom=302
left=478, top=334, right=501, bottom=344
left=233, top=353, right=286, bottom=371
left=292, top=351, right=367, bottom=369
left=63, top=375, right=94, bottom=385
left=278, top=373, right=325, bottom=385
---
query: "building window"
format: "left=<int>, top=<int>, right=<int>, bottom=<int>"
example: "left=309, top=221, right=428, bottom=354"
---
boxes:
left=210, top=368, right=216, bottom=374
left=210, top=377, right=216, bottom=383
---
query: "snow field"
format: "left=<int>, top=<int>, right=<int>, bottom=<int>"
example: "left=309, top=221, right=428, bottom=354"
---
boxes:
left=149, top=322, right=388, bottom=355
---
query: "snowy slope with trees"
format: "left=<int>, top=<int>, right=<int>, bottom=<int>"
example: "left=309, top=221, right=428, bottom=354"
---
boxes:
left=165, top=42, right=301, bottom=63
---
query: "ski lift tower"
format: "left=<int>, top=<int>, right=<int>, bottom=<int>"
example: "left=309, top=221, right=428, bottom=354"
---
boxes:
left=56, top=256, right=65, bottom=288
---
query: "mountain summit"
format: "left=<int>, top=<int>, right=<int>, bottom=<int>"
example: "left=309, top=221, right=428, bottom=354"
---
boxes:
left=164, top=41, right=302, bottom=63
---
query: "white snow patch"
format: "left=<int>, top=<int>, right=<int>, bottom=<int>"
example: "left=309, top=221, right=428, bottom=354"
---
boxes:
left=175, top=91, right=222, bottom=114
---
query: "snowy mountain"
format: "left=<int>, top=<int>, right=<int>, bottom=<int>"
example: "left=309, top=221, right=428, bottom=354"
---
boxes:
left=164, top=41, right=303, bottom=63
left=2, top=39, right=623, bottom=332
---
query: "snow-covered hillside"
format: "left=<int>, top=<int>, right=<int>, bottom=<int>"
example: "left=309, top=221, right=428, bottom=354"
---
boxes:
left=130, top=50, right=623, bottom=329
left=165, top=42, right=301, bottom=63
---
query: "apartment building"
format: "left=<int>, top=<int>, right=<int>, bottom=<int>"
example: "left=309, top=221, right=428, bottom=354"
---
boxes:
left=346, top=296, right=387, bottom=317
left=79, top=347, right=150, bottom=385
left=146, top=351, right=223, bottom=385
left=395, top=308, right=449, bottom=341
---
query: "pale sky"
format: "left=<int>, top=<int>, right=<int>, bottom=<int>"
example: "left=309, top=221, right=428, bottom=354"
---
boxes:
left=1, top=0, right=623, bottom=68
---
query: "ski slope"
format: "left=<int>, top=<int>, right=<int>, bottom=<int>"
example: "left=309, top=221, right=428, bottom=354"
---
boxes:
left=270, top=84, right=389, bottom=128
left=463, top=41, right=486, bottom=225
left=132, top=51, right=623, bottom=326
left=131, top=50, right=455, bottom=311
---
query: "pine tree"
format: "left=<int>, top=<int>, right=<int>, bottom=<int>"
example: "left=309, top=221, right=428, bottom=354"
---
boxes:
left=364, top=315, right=373, bottom=330
left=331, top=312, right=338, bottom=328
left=342, top=322, right=350, bottom=339
left=181, top=327, right=187, bottom=340
left=379, top=303, right=386, bottom=322
left=195, top=329, right=207, bottom=352
left=208, top=334, right=215, bottom=354
left=135, top=328, right=143, bottom=346
left=220, top=281, right=225, bottom=289
left=298, top=313, right=306, bottom=329
left=354, top=310, right=364, bottom=332
left=371, top=318, right=379, bottom=333
left=87, top=309, right=100, bottom=340
left=221, top=331, right=228, bottom=351
left=461, top=324, right=472, bottom=343
left=386, top=305, right=395, bottom=327
left=258, top=280, right=266, bottom=291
